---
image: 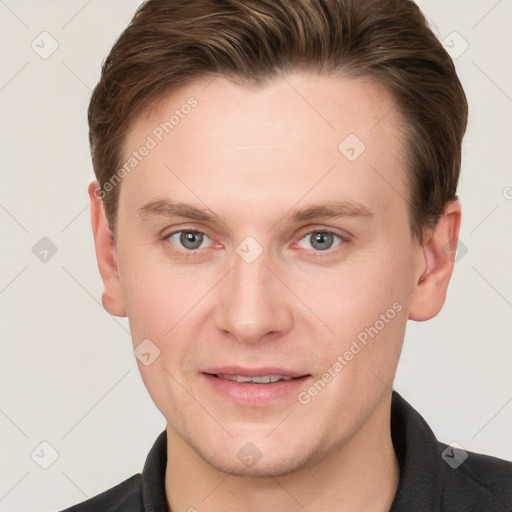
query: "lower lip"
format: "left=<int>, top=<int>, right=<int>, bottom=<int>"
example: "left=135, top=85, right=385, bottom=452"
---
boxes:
left=202, top=373, right=311, bottom=406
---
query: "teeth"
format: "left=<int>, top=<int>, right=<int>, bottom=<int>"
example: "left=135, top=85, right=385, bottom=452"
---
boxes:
left=216, top=374, right=295, bottom=384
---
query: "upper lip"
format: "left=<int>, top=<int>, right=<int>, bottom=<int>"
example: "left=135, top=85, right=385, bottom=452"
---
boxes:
left=203, top=366, right=309, bottom=378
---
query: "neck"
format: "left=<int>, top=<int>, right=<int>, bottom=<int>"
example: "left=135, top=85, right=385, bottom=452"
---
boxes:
left=164, top=394, right=399, bottom=512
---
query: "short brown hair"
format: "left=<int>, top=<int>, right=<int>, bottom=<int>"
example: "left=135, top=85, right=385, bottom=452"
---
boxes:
left=88, top=0, right=468, bottom=242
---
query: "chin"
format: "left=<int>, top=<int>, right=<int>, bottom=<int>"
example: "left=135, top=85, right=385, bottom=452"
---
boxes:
left=197, top=439, right=319, bottom=479
left=208, top=454, right=312, bottom=479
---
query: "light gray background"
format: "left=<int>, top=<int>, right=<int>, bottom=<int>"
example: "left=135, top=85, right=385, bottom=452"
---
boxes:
left=1, top=1, right=511, bottom=511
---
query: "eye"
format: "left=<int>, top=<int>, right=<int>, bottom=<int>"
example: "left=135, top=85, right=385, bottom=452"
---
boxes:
left=166, top=230, right=211, bottom=251
left=297, top=231, right=343, bottom=252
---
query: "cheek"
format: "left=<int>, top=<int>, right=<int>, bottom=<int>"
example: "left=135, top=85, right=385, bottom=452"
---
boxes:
left=118, top=250, right=184, bottom=342
left=313, top=251, right=413, bottom=326
left=118, top=249, right=217, bottom=358
left=124, top=276, right=173, bottom=340
left=299, top=244, right=414, bottom=374
left=121, top=262, right=199, bottom=408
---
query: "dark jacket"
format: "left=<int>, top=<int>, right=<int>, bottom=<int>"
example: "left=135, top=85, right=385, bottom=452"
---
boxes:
left=59, top=391, right=512, bottom=511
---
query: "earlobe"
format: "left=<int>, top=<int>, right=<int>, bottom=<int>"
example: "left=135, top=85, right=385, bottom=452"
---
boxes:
left=408, top=201, right=461, bottom=322
left=88, top=181, right=127, bottom=317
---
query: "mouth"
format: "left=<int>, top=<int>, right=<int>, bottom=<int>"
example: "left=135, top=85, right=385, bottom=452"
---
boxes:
left=206, top=373, right=306, bottom=384
left=201, top=367, right=312, bottom=405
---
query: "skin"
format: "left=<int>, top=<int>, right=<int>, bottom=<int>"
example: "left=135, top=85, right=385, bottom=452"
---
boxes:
left=90, top=72, right=461, bottom=512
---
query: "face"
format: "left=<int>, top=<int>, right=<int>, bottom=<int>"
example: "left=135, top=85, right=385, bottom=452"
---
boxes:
left=93, top=72, right=455, bottom=477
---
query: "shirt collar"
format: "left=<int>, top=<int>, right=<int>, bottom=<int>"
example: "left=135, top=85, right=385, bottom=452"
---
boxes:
left=140, top=429, right=168, bottom=512
left=389, top=391, right=445, bottom=511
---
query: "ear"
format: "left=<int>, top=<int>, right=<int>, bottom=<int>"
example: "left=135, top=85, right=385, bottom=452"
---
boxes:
left=408, top=201, right=461, bottom=321
left=88, top=181, right=127, bottom=317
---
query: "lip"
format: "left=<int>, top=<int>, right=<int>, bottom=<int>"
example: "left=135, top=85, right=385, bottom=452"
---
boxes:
left=201, top=367, right=312, bottom=406
left=202, top=366, right=307, bottom=378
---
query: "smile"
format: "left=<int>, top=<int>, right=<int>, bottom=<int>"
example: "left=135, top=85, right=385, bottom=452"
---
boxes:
left=214, top=374, right=296, bottom=384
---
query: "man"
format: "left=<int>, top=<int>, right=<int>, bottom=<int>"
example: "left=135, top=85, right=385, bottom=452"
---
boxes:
left=62, top=0, right=512, bottom=510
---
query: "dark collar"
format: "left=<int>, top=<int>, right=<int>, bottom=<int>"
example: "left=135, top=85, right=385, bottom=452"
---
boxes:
left=140, top=428, right=169, bottom=512
left=139, top=391, right=445, bottom=511
left=389, top=391, right=445, bottom=510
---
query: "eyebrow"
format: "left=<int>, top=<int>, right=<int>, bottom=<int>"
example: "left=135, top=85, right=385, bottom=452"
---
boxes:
left=137, top=199, right=374, bottom=224
left=138, top=200, right=215, bottom=222
left=288, top=200, right=374, bottom=222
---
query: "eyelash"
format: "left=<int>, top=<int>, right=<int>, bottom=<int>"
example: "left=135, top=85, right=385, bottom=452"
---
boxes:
left=162, top=228, right=348, bottom=258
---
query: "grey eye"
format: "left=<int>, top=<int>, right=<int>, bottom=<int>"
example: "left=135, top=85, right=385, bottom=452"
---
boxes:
left=180, top=231, right=203, bottom=249
left=297, top=231, right=342, bottom=252
left=168, top=231, right=209, bottom=250
left=310, top=232, right=334, bottom=251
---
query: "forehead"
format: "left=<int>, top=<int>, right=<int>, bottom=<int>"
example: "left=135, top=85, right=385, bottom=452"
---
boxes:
left=120, top=72, right=408, bottom=226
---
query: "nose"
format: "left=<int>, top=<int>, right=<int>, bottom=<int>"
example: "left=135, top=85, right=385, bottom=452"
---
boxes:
left=215, top=246, right=293, bottom=344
